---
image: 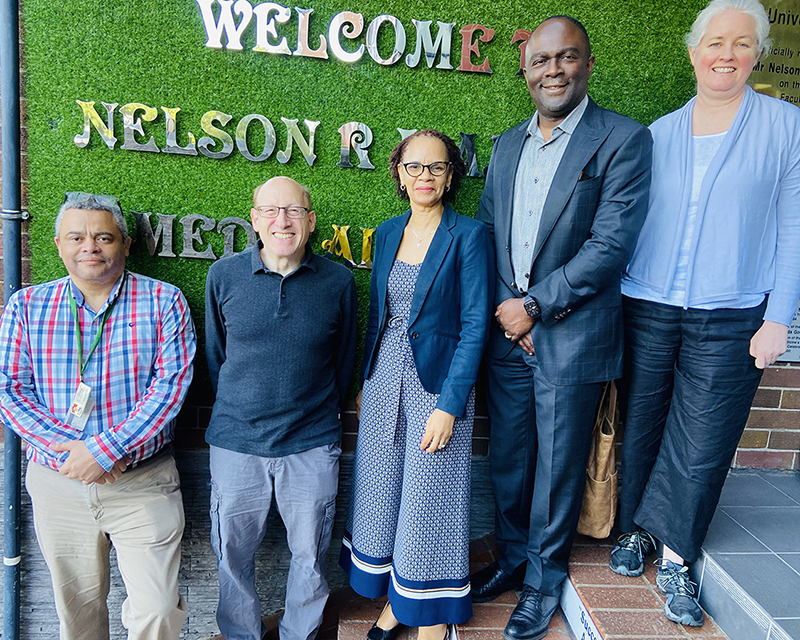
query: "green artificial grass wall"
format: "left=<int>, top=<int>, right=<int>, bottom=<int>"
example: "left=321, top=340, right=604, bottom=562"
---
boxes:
left=22, top=0, right=706, bottom=400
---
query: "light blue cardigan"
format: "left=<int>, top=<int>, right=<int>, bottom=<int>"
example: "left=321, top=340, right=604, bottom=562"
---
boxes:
left=623, top=86, right=800, bottom=326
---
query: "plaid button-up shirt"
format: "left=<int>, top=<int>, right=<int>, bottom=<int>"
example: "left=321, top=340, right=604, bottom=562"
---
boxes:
left=0, top=272, right=196, bottom=471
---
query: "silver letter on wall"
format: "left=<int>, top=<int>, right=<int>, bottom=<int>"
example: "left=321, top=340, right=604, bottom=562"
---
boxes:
left=405, top=20, right=455, bottom=69
left=294, top=7, right=328, bottom=58
left=337, top=122, right=375, bottom=169
left=198, top=111, right=235, bottom=159
left=252, top=2, right=291, bottom=54
left=162, top=107, right=198, bottom=156
left=196, top=0, right=253, bottom=50
left=74, top=100, right=118, bottom=149
left=120, top=103, right=160, bottom=153
left=328, top=12, right=364, bottom=63
left=217, top=217, right=257, bottom=258
left=235, top=114, right=277, bottom=161
left=277, top=118, right=320, bottom=166
left=365, top=15, right=406, bottom=65
left=180, top=214, right=217, bottom=259
left=133, top=211, right=177, bottom=258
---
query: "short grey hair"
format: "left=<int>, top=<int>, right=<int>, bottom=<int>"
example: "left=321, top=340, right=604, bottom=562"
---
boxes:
left=55, top=192, right=129, bottom=240
left=685, top=0, right=772, bottom=57
left=253, top=177, right=312, bottom=210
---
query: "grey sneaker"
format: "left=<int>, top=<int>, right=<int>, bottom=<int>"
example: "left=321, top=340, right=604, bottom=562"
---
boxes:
left=609, top=530, right=657, bottom=577
left=656, top=561, right=704, bottom=627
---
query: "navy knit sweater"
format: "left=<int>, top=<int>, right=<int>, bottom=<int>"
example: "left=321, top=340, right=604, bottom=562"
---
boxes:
left=204, top=243, right=357, bottom=457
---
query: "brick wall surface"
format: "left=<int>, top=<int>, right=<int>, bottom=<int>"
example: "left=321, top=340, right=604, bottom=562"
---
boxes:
left=2, top=7, right=799, bottom=469
left=735, top=362, right=800, bottom=470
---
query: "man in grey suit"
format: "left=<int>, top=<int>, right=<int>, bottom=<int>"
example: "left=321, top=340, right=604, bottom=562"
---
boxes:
left=473, top=16, right=652, bottom=640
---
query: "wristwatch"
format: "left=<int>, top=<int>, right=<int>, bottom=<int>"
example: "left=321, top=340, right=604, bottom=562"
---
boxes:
left=523, top=295, right=541, bottom=319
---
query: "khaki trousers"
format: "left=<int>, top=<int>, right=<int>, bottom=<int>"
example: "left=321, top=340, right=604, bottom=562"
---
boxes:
left=25, top=453, right=187, bottom=640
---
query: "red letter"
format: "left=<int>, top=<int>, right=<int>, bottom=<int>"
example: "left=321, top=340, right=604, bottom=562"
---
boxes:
left=456, top=24, right=494, bottom=74
left=511, top=29, right=532, bottom=76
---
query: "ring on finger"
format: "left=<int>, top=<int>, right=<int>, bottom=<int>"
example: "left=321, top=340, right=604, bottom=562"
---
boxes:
left=504, top=331, right=512, bottom=340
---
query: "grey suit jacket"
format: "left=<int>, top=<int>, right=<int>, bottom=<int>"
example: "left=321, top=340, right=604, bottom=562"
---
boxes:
left=477, top=97, right=653, bottom=385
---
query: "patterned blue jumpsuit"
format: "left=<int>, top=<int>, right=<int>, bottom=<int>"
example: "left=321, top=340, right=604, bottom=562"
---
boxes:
left=340, top=259, right=474, bottom=626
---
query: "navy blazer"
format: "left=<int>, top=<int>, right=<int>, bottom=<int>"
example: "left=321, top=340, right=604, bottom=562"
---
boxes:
left=362, top=204, right=494, bottom=418
left=478, top=98, right=653, bottom=385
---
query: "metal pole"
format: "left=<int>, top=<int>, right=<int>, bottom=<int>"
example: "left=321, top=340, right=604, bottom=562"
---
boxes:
left=1, top=0, right=23, bottom=636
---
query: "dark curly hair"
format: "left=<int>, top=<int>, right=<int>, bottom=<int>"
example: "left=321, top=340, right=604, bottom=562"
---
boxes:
left=389, top=129, right=467, bottom=203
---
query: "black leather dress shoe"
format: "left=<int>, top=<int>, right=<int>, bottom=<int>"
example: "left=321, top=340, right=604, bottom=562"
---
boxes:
left=471, top=561, right=525, bottom=603
left=502, top=585, right=560, bottom=640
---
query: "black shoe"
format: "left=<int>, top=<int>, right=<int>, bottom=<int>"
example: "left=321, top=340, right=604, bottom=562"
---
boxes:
left=656, top=561, right=704, bottom=627
left=471, top=562, right=525, bottom=602
left=502, top=585, right=560, bottom=640
left=367, top=603, right=404, bottom=640
left=609, top=530, right=657, bottom=577
left=367, top=621, right=404, bottom=640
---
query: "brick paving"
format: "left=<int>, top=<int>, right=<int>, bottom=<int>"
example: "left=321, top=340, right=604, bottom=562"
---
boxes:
left=569, top=534, right=728, bottom=640
left=336, top=533, right=732, bottom=640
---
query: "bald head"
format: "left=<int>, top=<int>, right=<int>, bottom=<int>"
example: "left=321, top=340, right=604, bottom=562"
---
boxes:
left=253, top=177, right=312, bottom=210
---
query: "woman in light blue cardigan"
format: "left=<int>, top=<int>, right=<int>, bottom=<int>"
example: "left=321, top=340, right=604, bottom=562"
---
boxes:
left=610, top=0, right=800, bottom=628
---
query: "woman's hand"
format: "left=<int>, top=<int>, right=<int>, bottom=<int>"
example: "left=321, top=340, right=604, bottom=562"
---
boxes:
left=356, top=389, right=362, bottom=421
left=420, top=409, right=456, bottom=453
left=750, top=320, right=789, bottom=369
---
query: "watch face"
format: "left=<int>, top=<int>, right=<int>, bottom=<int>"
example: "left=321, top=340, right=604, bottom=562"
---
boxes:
left=525, top=298, right=540, bottom=318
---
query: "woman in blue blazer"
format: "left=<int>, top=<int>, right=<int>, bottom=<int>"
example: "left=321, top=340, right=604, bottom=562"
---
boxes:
left=340, top=130, right=493, bottom=640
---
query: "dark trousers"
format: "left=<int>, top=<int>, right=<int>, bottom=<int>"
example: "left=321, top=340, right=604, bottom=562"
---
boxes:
left=619, top=296, right=765, bottom=562
left=486, top=346, right=603, bottom=596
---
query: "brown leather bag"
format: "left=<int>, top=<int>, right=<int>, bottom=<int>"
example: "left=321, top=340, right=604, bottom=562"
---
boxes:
left=577, top=380, right=619, bottom=539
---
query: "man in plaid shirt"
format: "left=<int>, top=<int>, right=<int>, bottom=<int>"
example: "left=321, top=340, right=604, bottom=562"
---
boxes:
left=0, top=192, right=196, bottom=640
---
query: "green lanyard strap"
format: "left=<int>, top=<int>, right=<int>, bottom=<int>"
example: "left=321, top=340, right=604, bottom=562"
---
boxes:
left=67, top=274, right=125, bottom=380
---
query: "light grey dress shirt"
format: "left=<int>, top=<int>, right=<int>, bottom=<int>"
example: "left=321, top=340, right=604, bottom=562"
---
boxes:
left=511, top=95, right=589, bottom=293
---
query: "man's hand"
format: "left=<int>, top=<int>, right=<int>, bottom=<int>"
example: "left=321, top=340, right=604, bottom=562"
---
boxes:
left=420, top=409, right=456, bottom=453
left=496, top=299, right=534, bottom=347
left=51, top=440, right=108, bottom=485
left=750, top=320, right=788, bottom=369
left=517, top=331, right=535, bottom=355
left=94, top=459, right=129, bottom=485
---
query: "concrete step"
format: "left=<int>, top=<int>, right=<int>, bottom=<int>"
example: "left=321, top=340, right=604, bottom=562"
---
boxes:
left=686, top=470, right=800, bottom=640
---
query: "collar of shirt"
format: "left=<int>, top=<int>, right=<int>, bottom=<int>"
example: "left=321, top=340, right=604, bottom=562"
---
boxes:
left=527, top=94, right=589, bottom=143
left=249, top=241, right=318, bottom=276
left=68, top=272, right=126, bottom=314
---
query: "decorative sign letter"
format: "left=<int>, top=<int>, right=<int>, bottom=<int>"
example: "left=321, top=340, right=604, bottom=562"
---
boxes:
left=365, top=15, right=406, bottom=66
left=196, top=0, right=253, bottom=50
left=406, top=20, right=455, bottom=70
left=198, top=111, right=235, bottom=159
left=277, top=117, right=320, bottom=166
left=252, top=2, right=292, bottom=54
left=120, top=103, right=160, bottom=153
left=457, top=24, right=494, bottom=74
left=235, top=114, right=277, bottom=161
left=328, top=11, right=365, bottom=63
left=337, top=122, right=375, bottom=169
left=294, top=7, right=328, bottom=58
left=74, top=100, right=118, bottom=149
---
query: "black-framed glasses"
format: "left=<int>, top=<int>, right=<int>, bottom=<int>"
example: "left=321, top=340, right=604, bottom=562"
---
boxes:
left=254, top=205, right=309, bottom=219
left=400, top=162, right=452, bottom=177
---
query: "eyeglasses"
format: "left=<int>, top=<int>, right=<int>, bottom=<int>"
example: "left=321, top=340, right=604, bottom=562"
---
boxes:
left=400, top=162, right=452, bottom=177
left=64, top=191, right=122, bottom=213
left=254, top=205, right=309, bottom=219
